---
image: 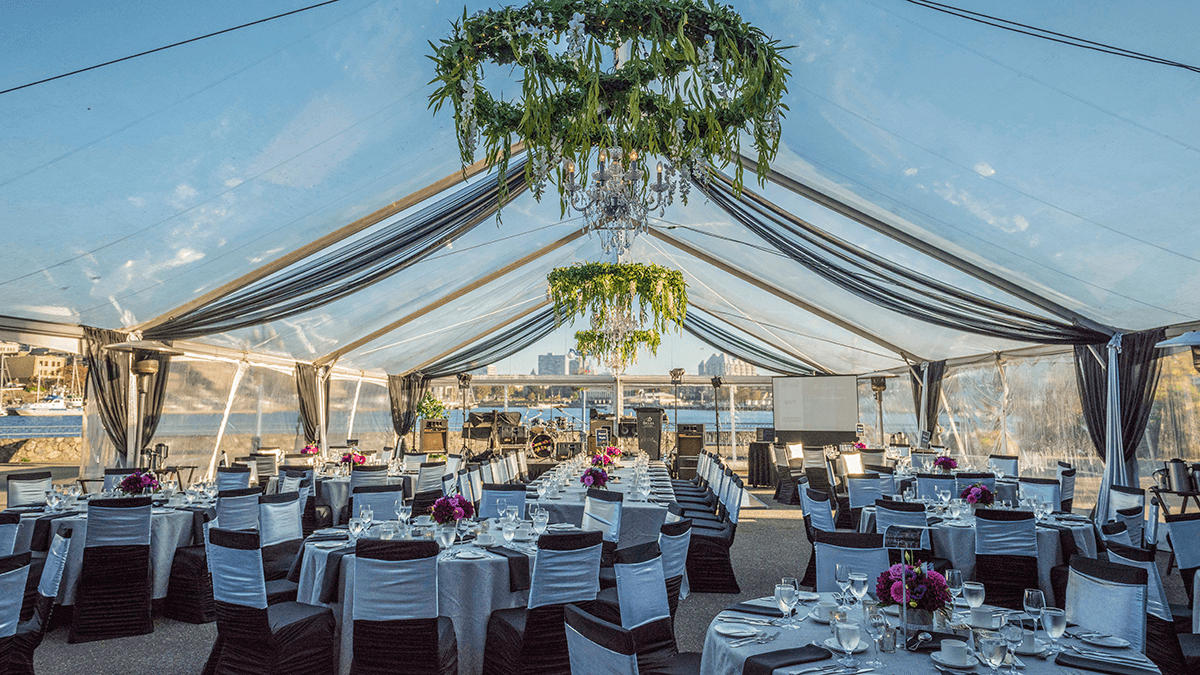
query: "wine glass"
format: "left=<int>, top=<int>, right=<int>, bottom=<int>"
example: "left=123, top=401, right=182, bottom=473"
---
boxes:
left=347, top=517, right=365, bottom=541
left=835, top=563, right=852, bottom=608
left=963, top=581, right=986, bottom=609
left=536, top=483, right=547, bottom=500
left=945, top=569, right=964, bottom=620
left=775, top=583, right=799, bottom=630
left=360, top=506, right=373, bottom=530
left=1042, top=608, right=1065, bottom=653
left=999, top=617, right=1023, bottom=674
left=1022, top=589, right=1045, bottom=633
left=397, top=501, right=412, bottom=528
left=501, top=520, right=517, bottom=546
left=848, top=572, right=869, bottom=608
left=939, top=489, right=952, bottom=505
left=435, top=524, right=456, bottom=553
left=863, top=605, right=887, bottom=668
left=504, top=505, right=519, bottom=524
left=979, top=635, right=1007, bottom=674
left=532, top=508, right=549, bottom=536
left=834, top=620, right=861, bottom=667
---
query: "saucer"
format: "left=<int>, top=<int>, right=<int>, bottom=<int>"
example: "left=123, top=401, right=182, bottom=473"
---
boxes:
left=930, top=652, right=979, bottom=669
left=1014, top=644, right=1048, bottom=657
left=1082, top=635, right=1130, bottom=649
left=807, top=610, right=830, bottom=624
left=795, top=591, right=821, bottom=602
left=714, top=624, right=757, bottom=638
left=455, top=550, right=486, bottom=560
left=822, top=637, right=868, bottom=654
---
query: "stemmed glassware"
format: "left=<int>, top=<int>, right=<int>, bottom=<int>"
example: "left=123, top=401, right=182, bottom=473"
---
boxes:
left=834, top=619, right=861, bottom=667
left=835, top=564, right=852, bottom=609
left=945, top=569, right=964, bottom=620
left=1042, top=607, right=1065, bottom=653
left=531, top=508, right=549, bottom=536
left=963, top=581, right=986, bottom=611
left=397, top=500, right=412, bottom=533
left=979, top=635, right=1007, bottom=674
left=347, top=517, right=365, bottom=542
left=848, top=572, right=869, bottom=609
left=999, top=616, right=1023, bottom=674
left=862, top=602, right=887, bottom=668
left=1022, top=589, right=1045, bottom=633
left=775, top=583, right=798, bottom=630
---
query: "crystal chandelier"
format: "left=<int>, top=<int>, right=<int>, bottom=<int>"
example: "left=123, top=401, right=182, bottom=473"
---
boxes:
left=562, top=147, right=680, bottom=255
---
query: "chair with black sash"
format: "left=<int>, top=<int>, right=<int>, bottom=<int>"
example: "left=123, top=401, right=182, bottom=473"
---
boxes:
left=259, top=492, right=303, bottom=605
left=217, top=487, right=262, bottom=531
left=11, top=530, right=70, bottom=675
left=350, top=539, right=458, bottom=675
left=772, top=445, right=803, bottom=505
left=482, top=530, right=604, bottom=675
left=954, top=472, right=996, bottom=496
left=658, top=518, right=692, bottom=622
left=166, top=506, right=218, bottom=625
left=583, top=489, right=624, bottom=569
left=101, top=468, right=137, bottom=491
left=300, top=477, right=332, bottom=536
left=202, top=527, right=335, bottom=675
left=216, top=466, right=252, bottom=492
left=563, top=605, right=640, bottom=675
left=1105, top=484, right=1145, bottom=524
left=1105, top=542, right=1189, bottom=675
left=1064, top=555, right=1148, bottom=654
left=1114, top=505, right=1145, bottom=548
left=350, top=465, right=390, bottom=491
left=491, top=458, right=508, bottom=485
left=874, top=499, right=950, bottom=573
left=685, top=477, right=744, bottom=594
left=249, top=453, right=279, bottom=490
left=599, top=542, right=701, bottom=675
left=6, top=473, right=51, bottom=508
left=417, top=462, right=447, bottom=494
left=1057, top=463, right=1076, bottom=512
left=1017, top=478, right=1060, bottom=511
left=914, top=473, right=956, bottom=502
left=456, top=468, right=476, bottom=506
left=466, top=465, right=485, bottom=509
left=813, top=531, right=889, bottom=594
left=0, top=513, right=18, bottom=556
left=863, top=465, right=896, bottom=498
left=445, top=454, right=463, bottom=477
left=1098, top=521, right=1133, bottom=551
left=973, top=509, right=1038, bottom=610
left=798, top=482, right=836, bottom=589
left=479, top=484, right=528, bottom=520
left=69, top=496, right=153, bottom=642
left=1164, top=512, right=1200, bottom=633
left=0, top=550, right=31, bottom=671
left=351, top=485, right=404, bottom=523
left=401, top=454, right=428, bottom=474
left=987, top=454, right=1019, bottom=477
left=277, top=471, right=303, bottom=495
left=845, top=474, right=882, bottom=531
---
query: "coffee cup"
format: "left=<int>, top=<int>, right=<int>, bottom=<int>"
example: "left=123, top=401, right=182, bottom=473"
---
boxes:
left=970, top=606, right=996, bottom=628
left=1020, top=629, right=1036, bottom=651
left=815, top=600, right=837, bottom=622
left=415, top=515, right=433, bottom=527
left=940, top=639, right=969, bottom=666
left=475, top=533, right=494, bottom=547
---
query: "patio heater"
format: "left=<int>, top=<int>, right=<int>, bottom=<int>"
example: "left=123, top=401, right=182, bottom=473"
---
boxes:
left=670, top=368, right=685, bottom=450
left=868, top=374, right=897, bottom=447
left=711, top=376, right=724, bottom=457
left=102, top=339, right=182, bottom=469
left=457, top=372, right=473, bottom=457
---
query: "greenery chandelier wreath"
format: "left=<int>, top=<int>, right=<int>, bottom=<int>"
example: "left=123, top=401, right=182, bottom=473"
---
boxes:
left=547, top=262, right=687, bottom=373
left=428, top=0, right=791, bottom=219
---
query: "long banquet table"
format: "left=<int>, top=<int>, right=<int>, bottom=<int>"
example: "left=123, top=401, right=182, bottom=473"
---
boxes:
left=699, top=593, right=1161, bottom=675
left=524, top=464, right=676, bottom=548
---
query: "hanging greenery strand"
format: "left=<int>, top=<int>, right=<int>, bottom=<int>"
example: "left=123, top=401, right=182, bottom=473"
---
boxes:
left=547, top=262, right=687, bottom=372
left=428, top=0, right=790, bottom=206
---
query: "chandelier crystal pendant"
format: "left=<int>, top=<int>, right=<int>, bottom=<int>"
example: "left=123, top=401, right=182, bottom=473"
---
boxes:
left=564, top=148, right=675, bottom=255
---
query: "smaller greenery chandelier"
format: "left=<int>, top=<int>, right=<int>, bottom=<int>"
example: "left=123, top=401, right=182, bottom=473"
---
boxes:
left=429, top=0, right=790, bottom=251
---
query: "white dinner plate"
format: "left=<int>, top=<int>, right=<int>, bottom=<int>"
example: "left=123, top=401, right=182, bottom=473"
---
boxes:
left=822, top=637, right=868, bottom=654
left=455, top=550, right=486, bottom=560
left=930, top=652, right=979, bottom=669
left=547, top=523, right=573, bottom=530
left=1014, top=643, right=1048, bottom=657
left=1082, top=635, right=1131, bottom=649
left=795, top=591, right=821, bottom=602
left=313, top=541, right=344, bottom=549
left=714, top=624, right=757, bottom=638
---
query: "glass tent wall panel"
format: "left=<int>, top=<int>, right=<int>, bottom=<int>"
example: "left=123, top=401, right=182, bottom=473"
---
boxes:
left=219, top=363, right=304, bottom=456
left=151, top=357, right=240, bottom=473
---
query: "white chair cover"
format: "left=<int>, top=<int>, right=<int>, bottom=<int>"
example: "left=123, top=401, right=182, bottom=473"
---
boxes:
left=1106, top=544, right=1172, bottom=622
left=863, top=466, right=896, bottom=497
left=216, top=489, right=262, bottom=531
left=1058, top=463, right=1076, bottom=505
left=480, top=461, right=495, bottom=484
left=350, top=465, right=390, bottom=490
left=456, top=469, right=475, bottom=504
left=441, top=473, right=457, bottom=496
left=478, top=485, right=526, bottom=520
left=847, top=474, right=883, bottom=509
left=1114, top=506, right=1144, bottom=548
left=813, top=533, right=889, bottom=594
left=1100, top=522, right=1134, bottom=547
left=207, top=528, right=268, bottom=610
left=613, top=543, right=670, bottom=629
left=39, top=531, right=71, bottom=600
left=491, top=458, right=507, bottom=485
left=251, top=453, right=278, bottom=478
left=1017, top=478, right=1061, bottom=509
left=974, top=511, right=1037, bottom=557
left=279, top=473, right=302, bottom=494
left=0, top=553, right=29, bottom=638
left=1105, top=486, right=1144, bottom=523
left=564, top=609, right=640, bottom=675
left=445, top=454, right=463, bottom=476
left=517, top=452, right=529, bottom=480
left=0, top=514, right=18, bottom=556
left=216, top=467, right=251, bottom=491
left=258, top=493, right=302, bottom=547
left=87, top=500, right=151, bottom=547
left=6, top=472, right=52, bottom=507
left=351, top=485, right=404, bottom=519
left=505, top=454, right=519, bottom=483
left=1164, top=513, right=1200, bottom=572
left=583, top=492, right=623, bottom=543
left=353, top=551, right=439, bottom=621
left=722, top=478, right=745, bottom=524
left=800, top=488, right=836, bottom=532
left=987, top=455, right=1019, bottom=476
left=915, top=474, right=957, bottom=501
left=658, top=521, right=691, bottom=600
left=1064, top=557, right=1148, bottom=653
left=402, top=454, right=428, bottom=473
left=528, top=542, right=602, bottom=609
left=802, top=447, right=828, bottom=473
left=468, top=466, right=484, bottom=504
left=874, top=501, right=931, bottom=549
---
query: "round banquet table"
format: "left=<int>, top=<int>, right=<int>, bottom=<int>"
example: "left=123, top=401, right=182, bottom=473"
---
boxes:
left=317, top=475, right=411, bottom=525
left=858, top=507, right=1096, bottom=607
left=296, top=534, right=534, bottom=675
left=890, top=475, right=1020, bottom=504
left=699, top=594, right=1161, bottom=675
left=525, top=465, right=675, bottom=548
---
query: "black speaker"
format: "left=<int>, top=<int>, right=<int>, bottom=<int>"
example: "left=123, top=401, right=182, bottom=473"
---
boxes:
left=677, top=423, right=704, bottom=457
left=498, top=424, right=526, bottom=444
left=635, top=407, right=664, bottom=460
left=618, top=417, right=638, bottom=438
left=421, top=418, right=448, bottom=452
left=556, top=442, right=582, bottom=459
left=678, top=423, right=704, bottom=436
left=756, top=428, right=775, bottom=443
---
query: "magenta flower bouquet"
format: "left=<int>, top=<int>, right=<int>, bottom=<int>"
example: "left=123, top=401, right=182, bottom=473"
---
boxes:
left=604, top=445, right=622, bottom=457
left=300, top=443, right=320, bottom=455
left=430, top=493, right=474, bottom=524
left=933, top=456, right=958, bottom=471
left=581, top=467, right=608, bottom=489
left=875, top=562, right=952, bottom=612
left=591, top=453, right=613, bottom=467
left=117, top=470, right=159, bottom=495
left=854, top=442, right=867, bottom=450
left=961, top=482, right=995, bottom=505
left=341, top=451, right=366, bottom=465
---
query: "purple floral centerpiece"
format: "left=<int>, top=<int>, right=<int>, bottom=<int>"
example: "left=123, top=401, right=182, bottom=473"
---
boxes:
left=581, top=467, right=609, bottom=489
left=854, top=442, right=867, bottom=450
left=300, top=443, right=319, bottom=455
left=430, top=493, right=474, bottom=524
left=591, top=453, right=613, bottom=467
left=875, top=561, right=952, bottom=625
left=605, top=445, right=622, bottom=457
left=341, top=451, right=366, bottom=465
left=117, top=470, right=159, bottom=496
left=961, top=482, right=995, bottom=505
left=933, top=455, right=958, bottom=471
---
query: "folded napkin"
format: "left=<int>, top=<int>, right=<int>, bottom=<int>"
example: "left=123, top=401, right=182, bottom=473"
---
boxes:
left=307, top=533, right=351, bottom=543
left=176, top=505, right=217, bottom=544
left=30, top=511, right=80, bottom=552
left=907, top=630, right=961, bottom=652
left=319, top=546, right=356, bottom=604
left=1054, top=651, right=1160, bottom=675
left=725, top=602, right=786, bottom=618
left=742, top=645, right=831, bottom=675
left=488, top=546, right=532, bottom=592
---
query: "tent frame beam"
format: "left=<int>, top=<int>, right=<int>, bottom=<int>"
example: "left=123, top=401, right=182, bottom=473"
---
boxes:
left=313, top=230, right=583, bottom=367
left=399, top=300, right=551, bottom=377
left=736, top=154, right=1115, bottom=337
left=130, top=144, right=526, bottom=334
left=686, top=300, right=834, bottom=374
left=648, top=228, right=925, bottom=362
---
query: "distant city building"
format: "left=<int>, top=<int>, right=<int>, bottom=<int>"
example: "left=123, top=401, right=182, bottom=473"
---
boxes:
left=6, top=354, right=66, bottom=383
left=537, top=353, right=581, bottom=376
left=697, top=353, right=756, bottom=377
left=0, top=343, right=19, bottom=356
left=468, top=364, right=497, bottom=376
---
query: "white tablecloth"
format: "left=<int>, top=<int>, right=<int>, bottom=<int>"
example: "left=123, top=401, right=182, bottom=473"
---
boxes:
left=858, top=508, right=1095, bottom=606
left=318, top=475, right=411, bottom=525
left=699, top=594, right=1160, bottom=675
left=296, top=539, right=530, bottom=675
left=527, top=465, right=675, bottom=548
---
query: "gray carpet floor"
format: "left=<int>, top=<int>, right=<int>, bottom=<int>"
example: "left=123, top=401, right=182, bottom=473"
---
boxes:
left=29, top=487, right=1189, bottom=673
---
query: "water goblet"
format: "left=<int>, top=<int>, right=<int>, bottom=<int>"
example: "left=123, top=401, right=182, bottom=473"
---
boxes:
left=397, top=502, right=412, bottom=528
left=835, top=563, right=852, bottom=609
left=848, top=572, right=869, bottom=608
left=834, top=620, right=861, bottom=667
left=945, top=569, right=964, bottom=619
left=501, top=520, right=517, bottom=546
left=963, top=581, right=986, bottom=609
left=863, top=605, right=887, bottom=668
left=532, top=509, right=549, bottom=536
left=1042, top=607, right=1065, bottom=653
left=504, top=505, right=519, bottom=524
left=536, top=483, right=547, bottom=500
left=775, top=583, right=799, bottom=630
left=979, top=635, right=1007, bottom=674
left=347, top=517, right=365, bottom=541
left=1022, top=588, right=1045, bottom=633
left=999, top=617, right=1023, bottom=674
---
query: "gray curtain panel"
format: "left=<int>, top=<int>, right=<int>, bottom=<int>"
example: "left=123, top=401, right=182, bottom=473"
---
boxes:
left=1073, top=328, right=1165, bottom=464
left=295, top=363, right=330, bottom=445
left=910, top=360, right=947, bottom=434
left=388, top=372, right=430, bottom=439
left=82, top=326, right=172, bottom=460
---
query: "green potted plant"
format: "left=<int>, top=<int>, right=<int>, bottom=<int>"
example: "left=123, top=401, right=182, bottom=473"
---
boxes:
left=417, top=392, right=449, bottom=453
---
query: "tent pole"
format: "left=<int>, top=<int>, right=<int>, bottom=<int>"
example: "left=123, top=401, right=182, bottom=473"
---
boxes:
left=206, top=361, right=247, bottom=481
left=346, top=376, right=363, bottom=442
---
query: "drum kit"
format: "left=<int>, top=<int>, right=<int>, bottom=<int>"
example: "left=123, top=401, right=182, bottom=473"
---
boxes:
left=527, top=413, right=579, bottom=458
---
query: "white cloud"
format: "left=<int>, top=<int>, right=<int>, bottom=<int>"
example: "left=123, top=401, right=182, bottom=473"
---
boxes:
left=224, top=178, right=243, bottom=188
left=903, top=167, right=918, bottom=177
left=15, top=305, right=75, bottom=318
left=973, top=162, right=996, bottom=177
left=127, top=196, right=146, bottom=208
left=174, top=183, right=198, bottom=200
left=1012, top=214, right=1030, bottom=231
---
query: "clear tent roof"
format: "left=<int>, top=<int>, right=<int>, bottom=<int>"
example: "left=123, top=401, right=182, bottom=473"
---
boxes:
left=3, top=0, right=1199, bottom=376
